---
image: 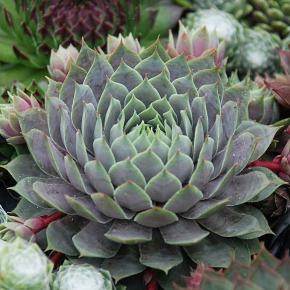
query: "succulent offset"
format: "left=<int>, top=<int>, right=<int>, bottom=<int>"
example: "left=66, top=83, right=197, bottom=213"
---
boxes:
left=53, top=264, right=114, bottom=290
left=2, top=36, right=285, bottom=286
left=175, top=246, right=290, bottom=290
left=0, top=90, right=41, bottom=145
left=183, top=9, right=243, bottom=72
left=48, top=44, right=79, bottom=82
left=0, top=238, right=53, bottom=290
left=167, top=22, right=226, bottom=69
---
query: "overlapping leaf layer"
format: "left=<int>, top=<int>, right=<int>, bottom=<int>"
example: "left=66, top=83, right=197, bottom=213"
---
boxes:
left=4, top=39, right=284, bottom=279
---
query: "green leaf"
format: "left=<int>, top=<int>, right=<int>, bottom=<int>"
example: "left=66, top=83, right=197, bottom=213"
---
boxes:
left=182, top=199, right=228, bottom=219
left=135, top=50, right=168, bottom=78
left=47, top=216, right=87, bottom=256
left=166, top=55, right=191, bottom=81
left=149, top=70, right=177, bottom=97
left=2, top=154, right=47, bottom=181
left=66, top=195, right=111, bottom=224
left=109, top=43, right=141, bottom=69
left=199, top=207, right=269, bottom=238
left=164, top=184, right=203, bottom=213
left=9, top=177, right=50, bottom=208
left=216, top=171, right=275, bottom=205
left=93, top=138, right=116, bottom=171
left=64, top=155, right=93, bottom=193
left=134, top=207, right=178, bottom=228
left=111, top=61, right=143, bottom=91
left=248, top=167, right=286, bottom=202
left=160, top=218, right=209, bottom=246
left=139, top=232, right=183, bottom=273
left=101, top=246, right=145, bottom=282
left=73, top=222, right=120, bottom=258
left=84, top=160, right=114, bottom=196
left=83, top=54, right=114, bottom=101
left=145, top=169, right=181, bottom=203
left=59, top=64, right=87, bottom=109
left=105, top=221, right=152, bottom=244
left=126, top=78, right=161, bottom=107
left=76, top=39, right=96, bottom=71
left=111, top=135, right=137, bottom=162
left=23, top=129, right=56, bottom=176
left=91, top=193, right=130, bottom=219
left=185, top=234, right=235, bottom=268
left=109, top=159, right=146, bottom=188
left=71, top=84, right=97, bottom=129
left=132, top=149, right=164, bottom=181
left=114, top=181, right=152, bottom=211
left=33, top=179, right=81, bottom=214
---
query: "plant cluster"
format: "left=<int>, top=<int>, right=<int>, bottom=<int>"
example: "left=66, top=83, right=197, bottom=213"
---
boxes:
left=0, top=1, right=289, bottom=290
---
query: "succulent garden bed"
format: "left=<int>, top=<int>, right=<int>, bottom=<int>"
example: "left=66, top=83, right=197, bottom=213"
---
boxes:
left=0, top=1, right=289, bottom=289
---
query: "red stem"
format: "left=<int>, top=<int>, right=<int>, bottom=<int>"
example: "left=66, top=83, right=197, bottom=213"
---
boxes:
left=147, top=280, right=158, bottom=290
left=50, top=251, right=64, bottom=269
left=249, top=160, right=282, bottom=173
left=144, top=270, right=158, bottom=290
left=32, top=212, right=65, bottom=233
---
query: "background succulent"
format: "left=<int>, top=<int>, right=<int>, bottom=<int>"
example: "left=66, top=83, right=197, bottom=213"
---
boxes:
left=183, top=9, right=282, bottom=76
left=260, top=49, right=290, bottom=110
left=246, top=0, right=290, bottom=38
left=53, top=264, right=115, bottom=290
left=191, top=0, right=253, bottom=19
left=0, top=237, right=53, bottom=290
left=0, top=0, right=183, bottom=87
left=234, top=28, right=281, bottom=76
left=227, top=73, right=280, bottom=125
left=175, top=245, right=290, bottom=290
left=0, top=35, right=285, bottom=289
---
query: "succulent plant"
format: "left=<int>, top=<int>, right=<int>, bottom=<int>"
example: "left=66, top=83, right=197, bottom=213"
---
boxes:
left=0, top=237, right=53, bottom=290
left=0, top=90, right=41, bottom=145
left=48, top=44, right=79, bottom=82
left=235, top=28, right=281, bottom=76
left=246, top=0, right=290, bottom=38
left=183, top=9, right=243, bottom=72
left=175, top=245, right=290, bottom=290
left=167, top=22, right=226, bottom=69
left=192, top=0, right=253, bottom=19
left=53, top=264, right=114, bottom=290
left=227, top=73, right=280, bottom=125
left=2, top=36, right=285, bottom=288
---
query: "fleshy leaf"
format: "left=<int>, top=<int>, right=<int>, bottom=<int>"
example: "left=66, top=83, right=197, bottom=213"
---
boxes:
left=134, top=207, right=178, bottom=228
left=73, top=222, right=120, bottom=258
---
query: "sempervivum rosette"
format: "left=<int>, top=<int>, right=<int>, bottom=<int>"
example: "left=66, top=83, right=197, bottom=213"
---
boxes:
left=2, top=37, right=284, bottom=287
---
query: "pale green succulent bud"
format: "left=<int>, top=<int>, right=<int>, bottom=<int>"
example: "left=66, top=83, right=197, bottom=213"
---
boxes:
left=53, top=264, right=113, bottom=290
left=0, top=238, right=53, bottom=290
